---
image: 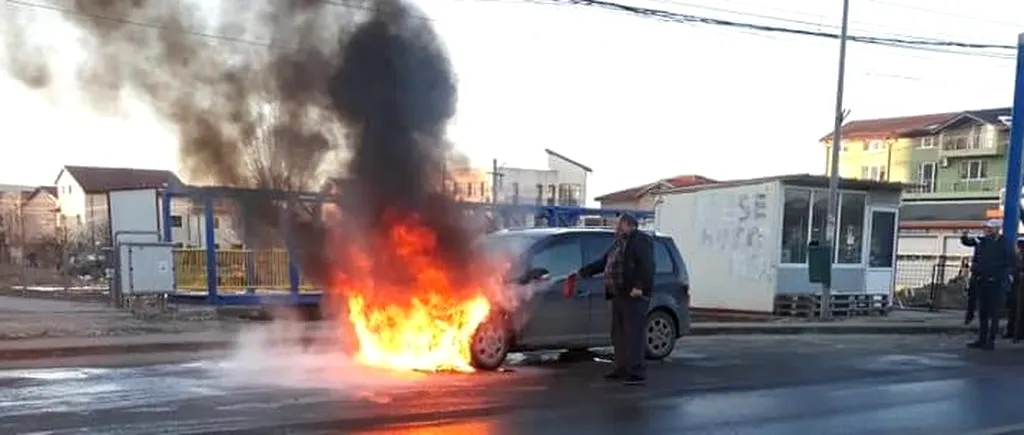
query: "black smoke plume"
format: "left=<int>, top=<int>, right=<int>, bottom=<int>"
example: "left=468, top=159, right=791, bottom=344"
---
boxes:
left=4, top=0, right=475, bottom=287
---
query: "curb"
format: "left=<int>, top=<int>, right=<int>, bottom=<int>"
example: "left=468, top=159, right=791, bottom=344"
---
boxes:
left=688, top=324, right=974, bottom=335
left=0, top=340, right=236, bottom=361
left=0, top=324, right=976, bottom=361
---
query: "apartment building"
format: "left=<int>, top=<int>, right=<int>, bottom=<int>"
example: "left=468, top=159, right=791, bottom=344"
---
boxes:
left=821, top=107, right=1012, bottom=258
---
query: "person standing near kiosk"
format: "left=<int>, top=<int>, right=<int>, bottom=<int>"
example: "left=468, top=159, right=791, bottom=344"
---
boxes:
left=961, top=219, right=1017, bottom=350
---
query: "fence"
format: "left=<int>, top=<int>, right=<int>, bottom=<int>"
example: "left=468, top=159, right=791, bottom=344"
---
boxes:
left=894, top=255, right=971, bottom=311
left=161, top=186, right=652, bottom=305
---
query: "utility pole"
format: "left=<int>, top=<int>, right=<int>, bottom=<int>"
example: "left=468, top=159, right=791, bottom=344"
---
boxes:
left=489, top=158, right=504, bottom=206
left=822, top=0, right=851, bottom=321
left=1001, top=33, right=1024, bottom=248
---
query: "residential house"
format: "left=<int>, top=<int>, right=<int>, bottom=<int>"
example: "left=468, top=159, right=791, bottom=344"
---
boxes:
left=822, top=107, right=1014, bottom=263
left=21, top=186, right=60, bottom=244
left=821, top=111, right=955, bottom=185
left=0, top=186, right=60, bottom=264
left=53, top=165, right=185, bottom=246
left=595, top=175, right=718, bottom=211
left=445, top=149, right=592, bottom=207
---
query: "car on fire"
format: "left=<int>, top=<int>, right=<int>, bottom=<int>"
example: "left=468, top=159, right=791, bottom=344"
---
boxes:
left=470, top=227, right=690, bottom=370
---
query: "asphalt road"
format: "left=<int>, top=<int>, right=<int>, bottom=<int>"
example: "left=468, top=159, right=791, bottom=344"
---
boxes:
left=4, top=334, right=1024, bottom=435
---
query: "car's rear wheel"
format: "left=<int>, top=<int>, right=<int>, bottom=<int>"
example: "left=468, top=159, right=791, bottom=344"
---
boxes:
left=645, top=310, right=677, bottom=360
left=470, top=316, right=510, bottom=370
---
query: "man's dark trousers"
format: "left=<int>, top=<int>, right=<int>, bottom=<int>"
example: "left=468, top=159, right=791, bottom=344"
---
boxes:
left=976, top=279, right=1005, bottom=347
left=611, top=295, right=649, bottom=377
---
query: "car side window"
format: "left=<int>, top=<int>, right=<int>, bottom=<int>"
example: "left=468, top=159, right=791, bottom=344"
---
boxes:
left=581, top=233, right=614, bottom=266
left=654, top=239, right=675, bottom=274
left=529, top=237, right=582, bottom=278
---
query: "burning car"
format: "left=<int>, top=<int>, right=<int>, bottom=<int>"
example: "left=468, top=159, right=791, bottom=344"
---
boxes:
left=468, top=227, right=691, bottom=370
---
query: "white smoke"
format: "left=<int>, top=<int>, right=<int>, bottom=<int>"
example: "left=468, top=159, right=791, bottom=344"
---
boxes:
left=211, top=312, right=426, bottom=399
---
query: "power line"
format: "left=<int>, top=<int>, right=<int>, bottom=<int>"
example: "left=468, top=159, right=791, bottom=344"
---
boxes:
left=526, top=0, right=1017, bottom=51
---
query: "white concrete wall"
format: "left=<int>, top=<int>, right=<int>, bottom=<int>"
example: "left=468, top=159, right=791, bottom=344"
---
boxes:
left=546, top=153, right=588, bottom=205
left=654, top=181, right=780, bottom=313
left=55, top=170, right=86, bottom=222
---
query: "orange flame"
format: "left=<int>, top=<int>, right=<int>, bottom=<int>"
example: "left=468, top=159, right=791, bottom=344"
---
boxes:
left=331, top=218, right=495, bottom=373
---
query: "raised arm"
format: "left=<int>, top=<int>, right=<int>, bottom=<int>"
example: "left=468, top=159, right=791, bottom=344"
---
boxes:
left=579, top=251, right=608, bottom=278
left=961, top=232, right=979, bottom=247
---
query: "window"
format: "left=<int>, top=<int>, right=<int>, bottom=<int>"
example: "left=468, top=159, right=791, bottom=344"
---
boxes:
left=917, top=136, right=935, bottom=149
left=467, top=182, right=474, bottom=197
left=864, top=140, right=885, bottom=152
left=529, top=238, right=582, bottom=278
left=868, top=210, right=897, bottom=268
left=480, top=182, right=487, bottom=198
left=512, top=182, right=520, bottom=204
left=780, top=188, right=811, bottom=264
left=454, top=182, right=463, bottom=197
left=568, top=184, right=582, bottom=207
left=836, top=193, right=865, bottom=264
left=918, top=162, right=936, bottom=192
left=213, top=217, right=221, bottom=229
left=170, top=215, right=183, bottom=228
left=535, top=184, right=544, bottom=205
left=654, top=240, right=675, bottom=274
left=581, top=233, right=614, bottom=265
left=859, top=165, right=886, bottom=181
left=546, top=184, right=556, bottom=206
left=810, top=190, right=830, bottom=243
left=959, top=160, right=987, bottom=180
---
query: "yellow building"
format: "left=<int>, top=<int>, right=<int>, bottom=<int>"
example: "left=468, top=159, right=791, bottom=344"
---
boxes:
left=820, top=112, right=955, bottom=185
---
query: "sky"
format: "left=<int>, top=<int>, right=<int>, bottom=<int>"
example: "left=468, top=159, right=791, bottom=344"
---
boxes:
left=1, top=0, right=1022, bottom=203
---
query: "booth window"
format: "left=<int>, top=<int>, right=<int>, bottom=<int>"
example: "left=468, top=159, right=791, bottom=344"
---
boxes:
left=779, top=188, right=811, bottom=263
left=810, top=190, right=829, bottom=243
left=869, top=210, right=897, bottom=268
left=836, top=193, right=865, bottom=264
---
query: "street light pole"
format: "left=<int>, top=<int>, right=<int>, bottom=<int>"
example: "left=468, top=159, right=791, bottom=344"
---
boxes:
left=822, top=0, right=851, bottom=320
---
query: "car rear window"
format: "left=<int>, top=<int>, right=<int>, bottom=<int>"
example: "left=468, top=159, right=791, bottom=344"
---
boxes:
left=654, top=238, right=675, bottom=274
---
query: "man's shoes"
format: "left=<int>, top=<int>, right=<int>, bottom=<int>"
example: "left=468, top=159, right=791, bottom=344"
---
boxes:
left=604, top=371, right=626, bottom=381
left=623, top=375, right=646, bottom=386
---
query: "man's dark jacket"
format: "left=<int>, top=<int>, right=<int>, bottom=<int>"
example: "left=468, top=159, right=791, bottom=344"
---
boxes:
left=578, top=230, right=655, bottom=299
left=961, top=234, right=1016, bottom=291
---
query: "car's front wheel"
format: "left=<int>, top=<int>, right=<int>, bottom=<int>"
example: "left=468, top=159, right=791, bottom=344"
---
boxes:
left=645, top=310, right=678, bottom=360
left=470, top=316, right=511, bottom=370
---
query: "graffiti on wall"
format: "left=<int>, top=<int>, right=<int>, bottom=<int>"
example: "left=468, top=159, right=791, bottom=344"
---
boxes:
left=697, top=185, right=772, bottom=281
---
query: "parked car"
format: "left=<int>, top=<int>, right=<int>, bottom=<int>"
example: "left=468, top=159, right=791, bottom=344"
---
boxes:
left=470, top=228, right=690, bottom=370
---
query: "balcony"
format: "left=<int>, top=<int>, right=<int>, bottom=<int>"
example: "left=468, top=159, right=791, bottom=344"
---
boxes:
left=937, top=135, right=1003, bottom=158
left=904, top=177, right=1003, bottom=199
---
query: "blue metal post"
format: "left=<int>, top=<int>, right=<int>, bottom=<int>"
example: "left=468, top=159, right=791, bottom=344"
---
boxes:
left=160, top=191, right=173, bottom=242
left=285, top=199, right=300, bottom=296
left=203, top=196, right=218, bottom=303
left=1002, top=33, right=1024, bottom=248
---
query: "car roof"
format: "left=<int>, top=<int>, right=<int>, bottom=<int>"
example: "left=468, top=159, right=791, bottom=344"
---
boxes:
left=493, top=227, right=674, bottom=239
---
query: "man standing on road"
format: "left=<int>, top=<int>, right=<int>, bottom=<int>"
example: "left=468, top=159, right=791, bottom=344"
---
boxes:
left=961, top=219, right=1016, bottom=350
left=570, top=214, right=654, bottom=386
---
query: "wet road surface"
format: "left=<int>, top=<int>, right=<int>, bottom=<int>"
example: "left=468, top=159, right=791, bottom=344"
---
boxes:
left=4, top=334, right=1024, bottom=434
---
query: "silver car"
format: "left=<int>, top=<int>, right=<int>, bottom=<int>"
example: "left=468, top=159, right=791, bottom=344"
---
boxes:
left=470, top=228, right=691, bottom=370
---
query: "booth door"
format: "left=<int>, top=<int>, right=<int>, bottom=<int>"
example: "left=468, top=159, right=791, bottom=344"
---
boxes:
left=865, top=208, right=898, bottom=295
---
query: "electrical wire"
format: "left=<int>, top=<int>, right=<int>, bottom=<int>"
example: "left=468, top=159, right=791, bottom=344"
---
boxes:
left=524, top=0, right=1018, bottom=51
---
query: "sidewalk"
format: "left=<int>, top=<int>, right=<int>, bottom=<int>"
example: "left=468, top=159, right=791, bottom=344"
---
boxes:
left=0, top=310, right=975, bottom=361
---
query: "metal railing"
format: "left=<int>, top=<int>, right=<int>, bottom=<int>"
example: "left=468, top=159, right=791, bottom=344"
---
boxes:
left=904, top=178, right=1003, bottom=195
left=894, top=255, right=970, bottom=311
left=173, top=249, right=319, bottom=293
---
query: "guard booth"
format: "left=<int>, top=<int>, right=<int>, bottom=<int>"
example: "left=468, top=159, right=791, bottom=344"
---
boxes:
left=653, top=174, right=903, bottom=317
